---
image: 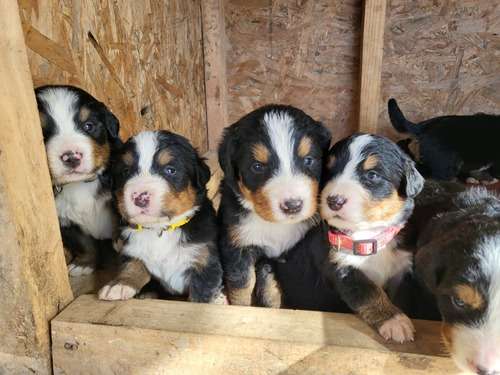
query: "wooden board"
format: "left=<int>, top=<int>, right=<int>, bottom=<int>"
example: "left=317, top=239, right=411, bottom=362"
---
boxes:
left=17, top=0, right=208, bottom=152
left=0, top=1, right=73, bottom=373
left=52, top=295, right=460, bottom=375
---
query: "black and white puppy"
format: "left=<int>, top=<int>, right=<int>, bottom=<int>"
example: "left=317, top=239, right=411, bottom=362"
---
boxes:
left=259, top=133, right=424, bottom=342
left=414, top=184, right=500, bottom=374
left=218, top=104, right=331, bottom=306
left=389, top=98, right=500, bottom=184
left=36, top=85, right=121, bottom=276
left=99, top=130, right=223, bottom=303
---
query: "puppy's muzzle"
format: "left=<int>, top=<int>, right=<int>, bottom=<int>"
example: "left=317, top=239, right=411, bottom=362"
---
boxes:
left=61, top=150, right=82, bottom=169
left=133, top=191, right=150, bottom=208
left=327, top=194, right=347, bottom=211
left=280, top=198, right=303, bottom=215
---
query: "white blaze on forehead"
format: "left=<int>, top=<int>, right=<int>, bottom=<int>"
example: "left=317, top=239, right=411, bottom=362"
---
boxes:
left=134, top=131, right=159, bottom=174
left=334, top=134, right=372, bottom=184
left=37, top=87, right=79, bottom=134
left=263, top=111, right=296, bottom=177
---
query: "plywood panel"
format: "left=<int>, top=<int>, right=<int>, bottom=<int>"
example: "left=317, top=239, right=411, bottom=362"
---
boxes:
left=52, top=295, right=460, bottom=375
left=17, top=0, right=208, bottom=151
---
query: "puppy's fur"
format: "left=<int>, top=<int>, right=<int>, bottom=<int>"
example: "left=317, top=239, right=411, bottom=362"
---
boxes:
left=99, top=130, right=223, bottom=303
left=413, top=183, right=500, bottom=374
left=389, top=98, right=500, bottom=184
left=36, top=85, right=121, bottom=276
left=258, top=134, right=424, bottom=342
left=218, top=104, right=331, bottom=306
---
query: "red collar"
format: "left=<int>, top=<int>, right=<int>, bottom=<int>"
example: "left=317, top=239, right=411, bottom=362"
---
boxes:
left=327, top=226, right=402, bottom=256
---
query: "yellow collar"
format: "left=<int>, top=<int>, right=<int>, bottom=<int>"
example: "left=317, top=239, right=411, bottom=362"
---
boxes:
left=130, top=216, right=191, bottom=237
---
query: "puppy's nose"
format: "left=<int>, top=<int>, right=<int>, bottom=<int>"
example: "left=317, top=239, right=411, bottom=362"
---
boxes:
left=280, top=198, right=303, bottom=215
left=133, top=191, right=150, bottom=208
left=327, top=195, right=347, bottom=211
left=61, top=151, right=82, bottom=169
left=476, top=364, right=493, bottom=375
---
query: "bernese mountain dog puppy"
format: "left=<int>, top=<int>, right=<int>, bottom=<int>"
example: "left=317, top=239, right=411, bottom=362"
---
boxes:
left=257, top=133, right=424, bottom=342
left=217, top=104, right=331, bottom=306
left=413, top=183, right=500, bottom=374
left=36, top=85, right=121, bottom=276
left=389, top=98, right=500, bottom=184
left=98, top=130, right=223, bottom=303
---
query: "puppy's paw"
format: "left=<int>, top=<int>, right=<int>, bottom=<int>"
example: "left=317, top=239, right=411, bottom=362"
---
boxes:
left=378, top=313, right=415, bottom=343
left=67, top=262, right=95, bottom=276
left=466, top=177, right=480, bottom=185
left=98, top=284, right=137, bottom=301
left=112, top=237, right=123, bottom=253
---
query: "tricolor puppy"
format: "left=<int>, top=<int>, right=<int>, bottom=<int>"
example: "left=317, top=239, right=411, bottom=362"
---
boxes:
left=263, top=133, right=424, bottom=342
left=414, top=184, right=500, bottom=374
left=99, top=130, right=223, bottom=302
left=36, top=85, right=121, bottom=276
left=389, top=98, right=500, bottom=184
left=218, top=104, right=331, bottom=306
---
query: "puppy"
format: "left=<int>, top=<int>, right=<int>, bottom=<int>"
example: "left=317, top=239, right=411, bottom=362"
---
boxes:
left=217, top=104, right=331, bottom=307
left=389, top=98, right=500, bottom=184
left=98, top=130, right=223, bottom=303
left=258, top=133, right=424, bottom=342
left=36, top=85, right=121, bottom=276
left=414, top=184, right=500, bottom=374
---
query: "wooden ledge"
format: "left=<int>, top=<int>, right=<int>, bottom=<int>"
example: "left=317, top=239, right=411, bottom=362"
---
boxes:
left=52, top=295, right=459, bottom=374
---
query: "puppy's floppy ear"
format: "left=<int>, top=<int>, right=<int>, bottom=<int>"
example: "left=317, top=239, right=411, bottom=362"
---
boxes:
left=400, top=154, right=424, bottom=198
left=218, top=126, right=238, bottom=187
left=104, top=108, right=121, bottom=147
left=195, top=155, right=211, bottom=191
left=415, top=243, right=445, bottom=294
left=315, top=121, right=332, bottom=154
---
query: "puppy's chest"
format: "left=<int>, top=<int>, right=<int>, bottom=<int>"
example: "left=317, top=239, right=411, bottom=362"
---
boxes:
left=332, top=240, right=412, bottom=288
left=56, top=180, right=112, bottom=239
left=232, top=212, right=314, bottom=258
left=122, top=228, right=202, bottom=294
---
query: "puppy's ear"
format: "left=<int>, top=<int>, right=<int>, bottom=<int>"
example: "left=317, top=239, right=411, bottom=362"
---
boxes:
left=315, top=121, right=332, bottom=154
left=195, top=156, right=211, bottom=191
left=415, top=243, right=445, bottom=294
left=218, top=126, right=238, bottom=187
left=401, top=155, right=424, bottom=198
left=104, top=109, right=121, bottom=147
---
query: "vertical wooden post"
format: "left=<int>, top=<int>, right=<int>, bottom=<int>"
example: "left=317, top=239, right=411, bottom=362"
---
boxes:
left=202, top=0, right=230, bottom=150
left=358, top=0, right=387, bottom=133
left=0, top=0, right=73, bottom=373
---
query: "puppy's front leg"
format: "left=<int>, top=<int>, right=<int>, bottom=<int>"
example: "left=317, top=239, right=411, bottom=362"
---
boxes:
left=326, top=263, right=414, bottom=342
left=99, top=257, right=151, bottom=301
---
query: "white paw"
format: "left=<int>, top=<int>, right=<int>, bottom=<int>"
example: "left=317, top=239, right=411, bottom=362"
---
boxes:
left=98, top=284, right=137, bottom=301
left=67, top=263, right=95, bottom=276
left=466, top=177, right=480, bottom=185
left=378, top=313, right=415, bottom=343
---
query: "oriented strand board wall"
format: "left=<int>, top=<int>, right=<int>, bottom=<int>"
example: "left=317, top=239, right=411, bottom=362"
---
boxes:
left=225, top=0, right=362, bottom=142
left=17, top=0, right=208, bottom=152
left=380, top=0, right=500, bottom=139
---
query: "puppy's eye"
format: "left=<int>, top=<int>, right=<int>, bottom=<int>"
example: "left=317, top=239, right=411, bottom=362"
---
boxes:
left=164, top=166, right=176, bottom=175
left=304, top=157, right=314, bottom=166
left=366, top=171, right=380, bottom=180
left=452, top=297, right=466, bottom=309
left=83, top=122, right=95, bottom=132
left=122, top=167, right=131, bottom=177
left=252, top=162, right=266, bottom=173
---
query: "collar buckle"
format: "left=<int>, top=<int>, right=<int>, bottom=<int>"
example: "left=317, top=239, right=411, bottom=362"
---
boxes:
left=352, top=239, right=377, bottom=256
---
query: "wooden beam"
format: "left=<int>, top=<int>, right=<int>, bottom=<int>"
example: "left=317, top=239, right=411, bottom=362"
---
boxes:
left=202, top=0, right=230, bottom=150
left=0, top=1, right=73, bottom=373
left=358, top=0, right=388, bottom=133
left=52, top=295, right=458, bottom=374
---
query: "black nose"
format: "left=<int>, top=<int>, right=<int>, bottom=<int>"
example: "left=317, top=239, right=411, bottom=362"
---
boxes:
left=476, top=365, right=494, bottom=375
left=61, top=151, right=82, bottom=169
left=280, top=199, right=303, bottom=215
left=327, top=195, right=347, bottom=211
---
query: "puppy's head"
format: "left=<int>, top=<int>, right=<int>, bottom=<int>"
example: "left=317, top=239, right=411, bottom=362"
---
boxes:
left=416, top=193, right=500, bottom=375
left=113, top=130, right=210, bottom=226
left=320, top=133, right=424, bottom=232
left=218, top=105, right=331, bottom=223
left=36, top=85, right=120, bottom=185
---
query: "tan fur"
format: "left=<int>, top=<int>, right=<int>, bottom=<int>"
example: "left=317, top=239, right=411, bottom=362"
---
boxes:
left=455, top=284, right=484, bottom=310
left=115, top=188, right=127, bottom=218
left=327, top=154, right=336, bottom=169
left=252, top=142, right=270, bottom=164
left=90, top=139, right=111, bottom=170
left=111, top=257, right=152, bottom=292
left=122, top=150, right=134, bottom=166
left=79, top=106, right=91, bottom=123
left=355, top=285, right=402, bottom=327
left=260, top=270, right=283, bottom=308
left=191, top=246, right=211, bottom=273
left=298, top=136, right=312, bottom=159
left=163, top=183, right=197, bottom=218
left=157, top=149, right=173, bottom=166
left=363, top=155, right=379, bottom=170
left=227, top=265, right=256, bottom=306
left=364, top=188, right=405, bottom=223
left=441, top=320, right=453, bottom=353
left=39, top=112, right=48, bottom=128
left=238, top=179, right=275, bottom=222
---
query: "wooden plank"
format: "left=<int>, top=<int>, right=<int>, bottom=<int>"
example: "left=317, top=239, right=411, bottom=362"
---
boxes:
left=358, top=0, right=388, bottom=133
left=0, top=1, right=74, bottom=373
left=52, top=295, right=459, bottom=374
left=202, top=0, right=230, bottom=150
